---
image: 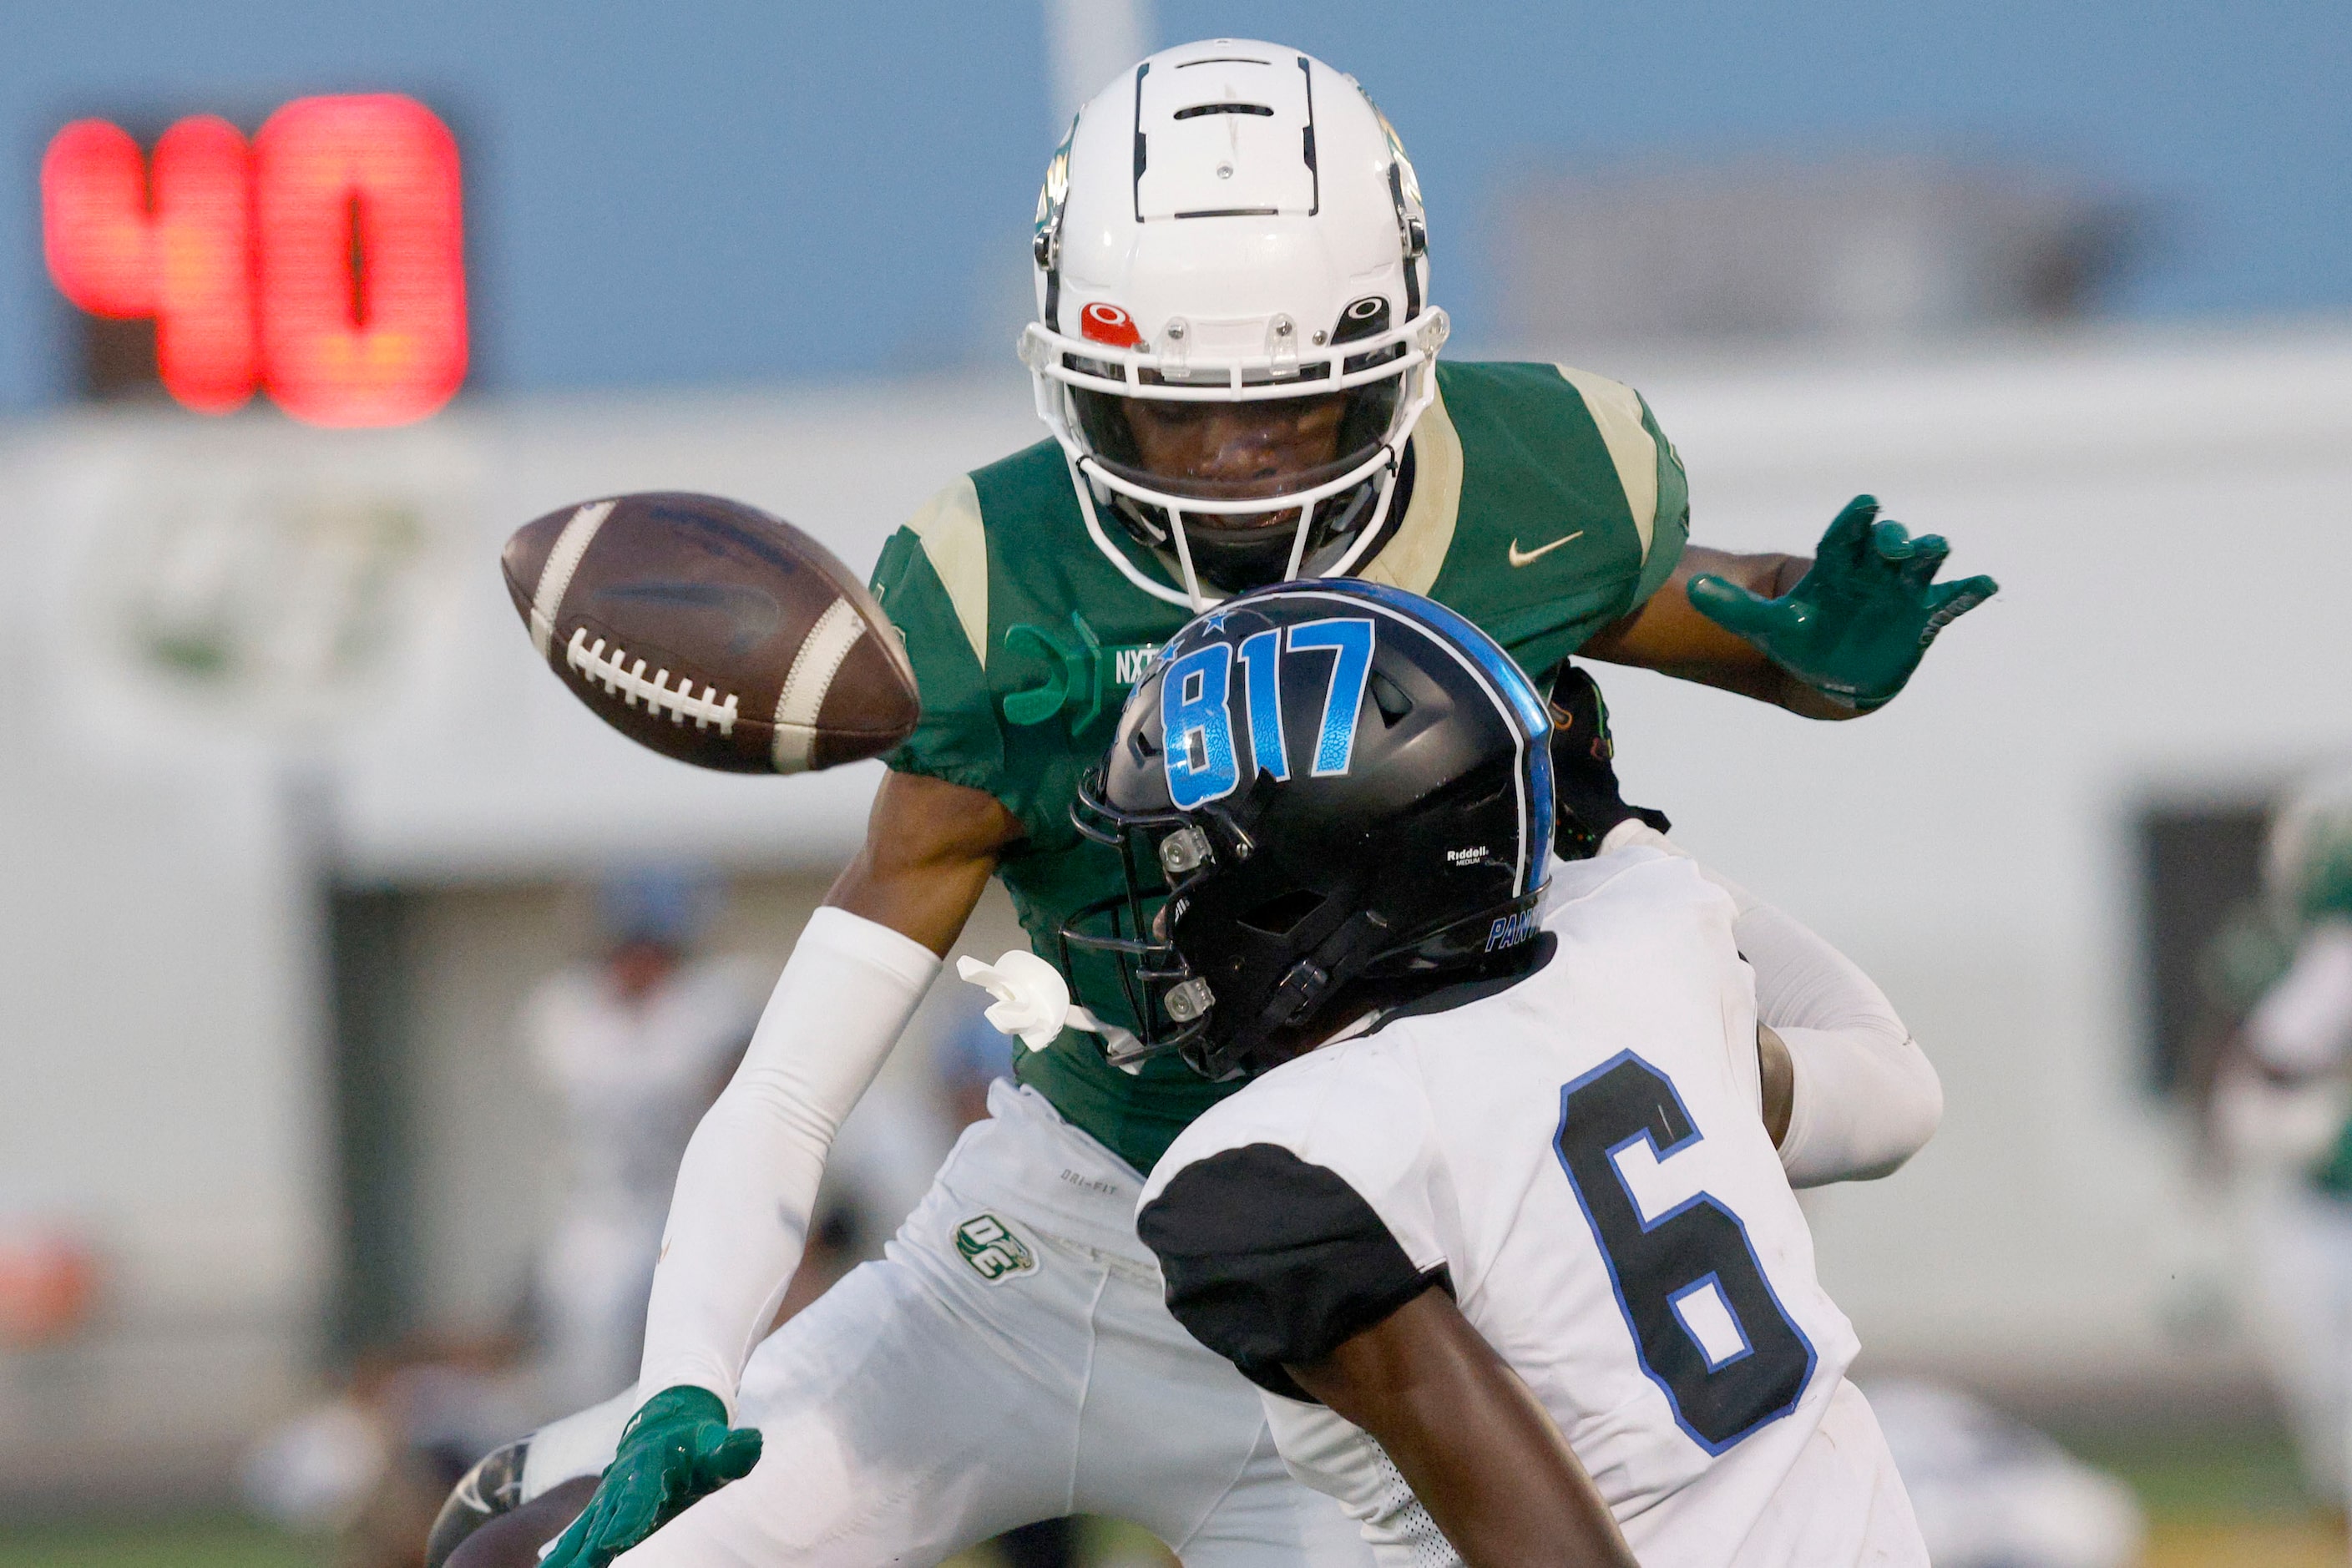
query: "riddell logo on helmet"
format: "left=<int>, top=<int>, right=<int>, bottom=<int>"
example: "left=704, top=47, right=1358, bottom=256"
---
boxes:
left=1080, top=302, right=1143, bottom=349
left=1485, top=909, right=1538, bottom=952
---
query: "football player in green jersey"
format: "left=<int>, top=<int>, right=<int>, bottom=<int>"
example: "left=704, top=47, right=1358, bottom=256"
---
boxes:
left=440, top=40, right=1984, bottom=1568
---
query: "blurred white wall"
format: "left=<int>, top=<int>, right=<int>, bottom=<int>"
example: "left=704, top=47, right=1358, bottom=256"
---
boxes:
left=1596, top=326, right=2352, bottom=1400
left=1, top=323, right=2347, bottom=1486
left=0, top=377, right=1039, bottom=1493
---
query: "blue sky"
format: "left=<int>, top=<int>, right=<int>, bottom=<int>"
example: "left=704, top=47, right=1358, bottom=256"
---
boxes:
left=3, top=1, right=2345, bottom=408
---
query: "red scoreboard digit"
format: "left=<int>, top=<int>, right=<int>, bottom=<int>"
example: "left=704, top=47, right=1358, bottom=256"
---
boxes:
left=41, top=94, right=467, bottom=427
left=43, top=115, right=254, bottom=413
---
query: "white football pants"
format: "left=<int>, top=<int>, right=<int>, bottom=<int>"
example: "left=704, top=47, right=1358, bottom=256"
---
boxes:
left=2242, top=1176, right=2352, bottom=1505
left=522, top=1080, right=1373, bottom=1567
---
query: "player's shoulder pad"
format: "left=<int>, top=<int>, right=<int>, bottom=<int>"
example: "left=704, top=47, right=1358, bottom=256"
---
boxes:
left=880, top=474, right=989, bottom=670
left=1139, top=1136, right=1447, bottom=1397
left=1552, top=364, right=1687, bottom=564
left=1138, top=1055, right=1451, bottom=1395
left=1541, top=843, right=1739, bottom=970
left=1142, top=1042, right=1430, bottom=1213
left=1543, top=836, right=1687, bottom=908
left=1427, top=362, right=1688, bottom=611
left=867, top=478, right=1013, bottom=795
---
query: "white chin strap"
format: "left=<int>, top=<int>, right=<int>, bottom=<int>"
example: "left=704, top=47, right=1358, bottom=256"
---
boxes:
left=1060, top=347, right=1433, bottom=609
left=1037, top=328, right=1444, bottom=610
left=1067, top=453, right=1405, bottom=610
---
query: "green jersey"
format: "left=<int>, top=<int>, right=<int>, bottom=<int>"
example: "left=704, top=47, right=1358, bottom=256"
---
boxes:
left=867, top=361, right=1690, bottom=1173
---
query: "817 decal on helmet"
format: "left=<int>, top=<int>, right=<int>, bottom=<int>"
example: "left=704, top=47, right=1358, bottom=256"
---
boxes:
left=1161, top=617, right=1374, bottom=808
left=1064, top=580, right=1557, bottom=1080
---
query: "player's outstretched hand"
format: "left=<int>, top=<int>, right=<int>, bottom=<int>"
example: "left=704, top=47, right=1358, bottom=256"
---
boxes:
left=539, top=1385, right=761, bottom=1568
left=1686, top=495, right=1996, bottom=711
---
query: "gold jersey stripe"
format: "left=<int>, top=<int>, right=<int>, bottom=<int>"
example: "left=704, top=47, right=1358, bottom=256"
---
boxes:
left=907, top=474, right=990, bottom=669
left=1552, top=365, right=1660, bottom=563
left=1359, top=372, right=1464, bottom=597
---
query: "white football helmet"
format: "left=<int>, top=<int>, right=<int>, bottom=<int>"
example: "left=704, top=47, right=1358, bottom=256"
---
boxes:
left=1020, top=40, right=1448, bottom=608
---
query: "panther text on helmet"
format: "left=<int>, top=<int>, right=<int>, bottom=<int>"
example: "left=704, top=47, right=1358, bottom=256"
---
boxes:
left=1021, top=43, right=1445, bottom=609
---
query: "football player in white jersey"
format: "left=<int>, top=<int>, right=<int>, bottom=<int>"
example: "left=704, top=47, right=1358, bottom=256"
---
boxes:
left=1114, top=583, right=1930, bottom=1565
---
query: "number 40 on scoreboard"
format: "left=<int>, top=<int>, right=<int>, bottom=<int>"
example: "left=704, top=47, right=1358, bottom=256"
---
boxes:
left=42, top=94, right=466, bottom=428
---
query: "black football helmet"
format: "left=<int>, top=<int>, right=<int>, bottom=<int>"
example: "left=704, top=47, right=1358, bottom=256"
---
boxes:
left=1062, top=579, right=1555, bottom=1080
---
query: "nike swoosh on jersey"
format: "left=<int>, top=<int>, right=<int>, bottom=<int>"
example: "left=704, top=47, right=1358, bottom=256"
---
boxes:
left=1508, top=531, right=1585, bottom=568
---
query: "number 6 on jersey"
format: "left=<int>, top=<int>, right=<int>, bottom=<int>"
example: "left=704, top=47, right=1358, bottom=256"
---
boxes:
left=1555, top=1052, right=1817, bottom=1454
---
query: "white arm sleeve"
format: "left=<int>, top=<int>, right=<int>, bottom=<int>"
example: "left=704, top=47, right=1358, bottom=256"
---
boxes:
left=1595, top=821, right=1941, bottom=1186
left=1732, top=898, right=1940, bottom=1186
left=636, top=907, right=939, bottom=1412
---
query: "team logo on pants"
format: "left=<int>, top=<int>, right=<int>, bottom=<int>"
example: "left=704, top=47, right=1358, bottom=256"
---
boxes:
left=954, top=1214, right=1038, bottom=1282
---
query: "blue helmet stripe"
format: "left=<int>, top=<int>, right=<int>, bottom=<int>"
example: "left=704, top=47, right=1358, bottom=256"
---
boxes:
left=1525, top=724, right=1555, bottom=875
left=1273, top=579, right=1555, bottom=889
left=1301, top=579, right=1553, bottom=741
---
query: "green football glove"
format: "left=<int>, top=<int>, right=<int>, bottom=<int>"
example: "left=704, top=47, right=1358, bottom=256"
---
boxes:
left=539, top=1385, right=762, bottom=1568
left=1687, top=495, right=1996, bottom=711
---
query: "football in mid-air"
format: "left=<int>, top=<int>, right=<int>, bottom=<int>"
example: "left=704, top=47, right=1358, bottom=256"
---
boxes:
left=502, top=492, right=918, bottom=773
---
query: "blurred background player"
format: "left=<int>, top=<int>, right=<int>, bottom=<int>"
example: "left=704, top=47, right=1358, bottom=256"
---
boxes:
left=250, top=871, right=760, bottom=1568
left=1861, top=1381, right=2143, bottom=1568
left=530, top=867, right=959, bottom=1395
left=526, top=868, right=761, bottom=1414
left=2210, top=772, right=2352, bottom=1517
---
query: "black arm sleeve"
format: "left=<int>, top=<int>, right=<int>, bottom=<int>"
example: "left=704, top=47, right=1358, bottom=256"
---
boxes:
left=1138, top=1143, right=1447, bottom=1401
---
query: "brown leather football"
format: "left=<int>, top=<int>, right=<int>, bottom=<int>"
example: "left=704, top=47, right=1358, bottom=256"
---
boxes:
left=502, top=493, right=918, bottom=773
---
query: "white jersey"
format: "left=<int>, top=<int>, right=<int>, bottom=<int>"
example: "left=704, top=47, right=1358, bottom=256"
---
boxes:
left=1138, top=844, right=1923, bottom=1568
left=526, top=957, right=761, bottom=1217
left=2248, top=919, right=2352, bottom=1078
left=527, top=957, right=763, bottom=1409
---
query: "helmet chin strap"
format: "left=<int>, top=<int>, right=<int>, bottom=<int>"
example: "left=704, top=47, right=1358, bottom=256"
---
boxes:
left=1313, top=458, right=1404, bottom=581
left=1169, top=443, right=1406, bottom=605
left=1065, top=453, right=1222, bottom=609
left=1063, top=432, right=1408, bottom=611
left=1166, top=506, right=1209, bottom=609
